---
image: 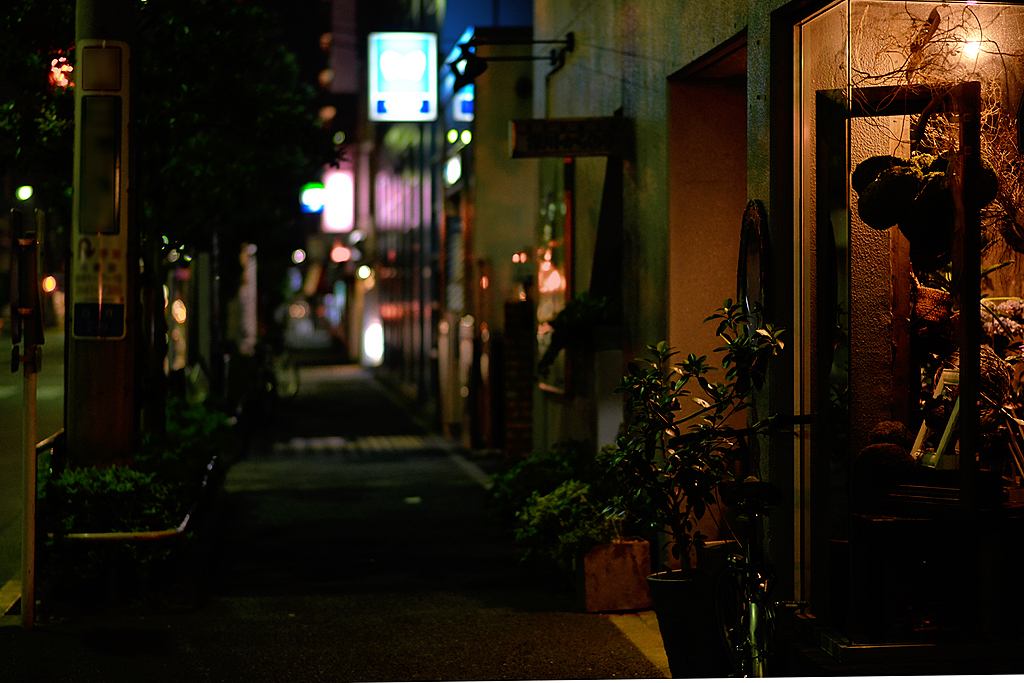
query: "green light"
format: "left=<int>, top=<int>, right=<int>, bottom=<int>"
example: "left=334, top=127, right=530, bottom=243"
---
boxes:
left=300, top=182, right=326, bottom=213
left=15, top=185, right=33, bottom=201
left=333, top=131, right=346, bottom=145
left=460, top=130, right=472, bottom=145
left=447, top=129, right=458, bottom=144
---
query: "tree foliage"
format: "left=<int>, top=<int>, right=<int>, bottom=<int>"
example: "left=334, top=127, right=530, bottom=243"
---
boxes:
left=134, top=0, right=336, bottom=264
left=1, top=0, right=337, bottom=290
left=0, top=0, right=75, bottom=224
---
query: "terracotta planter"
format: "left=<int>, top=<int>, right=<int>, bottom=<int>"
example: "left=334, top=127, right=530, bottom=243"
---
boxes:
left=646, top=570, right=730, bottom=678
left=577, top=537, right=652, bottom=613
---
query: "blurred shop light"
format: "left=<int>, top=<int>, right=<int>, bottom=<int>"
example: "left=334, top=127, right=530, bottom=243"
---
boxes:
left=16, top=185, right=33, bottom=201
left=444, top=155, right=462, bottom=185
left=318, top=105, right=337, bottom=123
left=357, top=264, right=372, bottom=280
left=287, top=267, right=302, bottom=292
left=452, top=85, right=473, bottom=122
left=292, top=249, right=306, bottom=264
left=364, top=322, right=384, bottom=366
left=538, top=260, right=564, bottom=294
left=42, top=276, right=57, bottom=293
left=460, top=130, right=472, bottom=144
left=322, top=169, right=354, bottom=232
left=447, top=129, right=458, bottom=143
left=331, top=244, right=352, bottom=263
left=171, top=299, right=187, bottom=324
left=300, top=182, right=326, bottom=213
left=333, top=131, right=347, bottom=145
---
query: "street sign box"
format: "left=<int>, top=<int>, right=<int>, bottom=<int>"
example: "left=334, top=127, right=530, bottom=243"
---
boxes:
left=509, top=117, right=623, bottom=158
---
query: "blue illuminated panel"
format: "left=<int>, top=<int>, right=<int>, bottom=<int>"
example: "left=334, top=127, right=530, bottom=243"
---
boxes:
left=369, top=32, right=438, bottom=122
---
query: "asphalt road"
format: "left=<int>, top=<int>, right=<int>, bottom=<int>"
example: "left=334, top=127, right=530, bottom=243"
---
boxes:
left=0, top=360, right=668, bottom=681
left=0, top=329, right=65, bottom=598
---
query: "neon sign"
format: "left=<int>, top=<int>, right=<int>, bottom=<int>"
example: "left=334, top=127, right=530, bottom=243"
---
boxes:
left=368, top=32, right=437, bottom=122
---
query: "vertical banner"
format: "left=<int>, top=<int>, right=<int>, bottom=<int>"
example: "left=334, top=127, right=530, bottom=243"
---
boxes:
left=72, top=40, right=130, bottom=339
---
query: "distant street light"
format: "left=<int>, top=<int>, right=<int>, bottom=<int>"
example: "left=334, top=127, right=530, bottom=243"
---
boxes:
left=16, top=185, right=33, bottom=201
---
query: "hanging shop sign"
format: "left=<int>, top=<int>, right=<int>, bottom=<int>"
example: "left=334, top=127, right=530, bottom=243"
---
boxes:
left=509, top=117, right=622, bottom=158
left=368, top=32, right=438, bottom=122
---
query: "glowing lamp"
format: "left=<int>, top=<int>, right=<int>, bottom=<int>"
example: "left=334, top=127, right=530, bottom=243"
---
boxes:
left=42, top=276, right=57, bottom=293
left=16, top=185, right=33, bottom=201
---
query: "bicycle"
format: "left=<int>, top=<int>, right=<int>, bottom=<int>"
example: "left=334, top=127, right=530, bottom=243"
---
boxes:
left=714, top=476, right=786, bottom=677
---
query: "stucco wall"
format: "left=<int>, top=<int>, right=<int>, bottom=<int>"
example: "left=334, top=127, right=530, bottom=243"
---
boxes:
left=473, top=44, right=539, bottom=335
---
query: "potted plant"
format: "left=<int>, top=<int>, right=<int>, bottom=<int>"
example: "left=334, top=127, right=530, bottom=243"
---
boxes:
left=514, top=477, right=652, bottom=613
left=607, top=299, right=784, bottom=677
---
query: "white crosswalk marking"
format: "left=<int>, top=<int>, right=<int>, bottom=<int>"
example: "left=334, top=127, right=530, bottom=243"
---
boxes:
left=271, top=434, right=454, bottom=454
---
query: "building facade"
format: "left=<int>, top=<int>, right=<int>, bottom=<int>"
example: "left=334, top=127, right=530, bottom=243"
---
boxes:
left=360, top=0, right=1024, bottom=667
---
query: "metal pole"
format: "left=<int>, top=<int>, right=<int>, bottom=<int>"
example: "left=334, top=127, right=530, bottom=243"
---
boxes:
left=21, top=342, right=37, bottom=629
left=13, top=210, right=42, bottom=629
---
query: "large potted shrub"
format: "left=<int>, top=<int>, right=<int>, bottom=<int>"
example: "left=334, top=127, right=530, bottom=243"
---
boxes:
left=607, top=299, right=784, bottom=677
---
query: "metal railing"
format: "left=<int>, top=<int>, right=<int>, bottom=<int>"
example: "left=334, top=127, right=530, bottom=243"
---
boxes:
left=37, top=429, right=213, bottom=543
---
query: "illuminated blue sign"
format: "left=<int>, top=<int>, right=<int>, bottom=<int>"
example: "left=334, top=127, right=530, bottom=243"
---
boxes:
left=369, top=32, right=438, bottom=122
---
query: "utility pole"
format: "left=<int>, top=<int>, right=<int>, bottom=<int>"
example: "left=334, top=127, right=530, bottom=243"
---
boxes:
left=67, top=0, right=137, bottom=468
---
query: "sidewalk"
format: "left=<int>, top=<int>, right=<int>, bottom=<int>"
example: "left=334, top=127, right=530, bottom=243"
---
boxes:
left=1, top=363, right=669, bottom=682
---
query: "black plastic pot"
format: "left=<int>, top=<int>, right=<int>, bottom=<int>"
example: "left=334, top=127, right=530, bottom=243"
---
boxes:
left=647, top=570, right=730, bottom=678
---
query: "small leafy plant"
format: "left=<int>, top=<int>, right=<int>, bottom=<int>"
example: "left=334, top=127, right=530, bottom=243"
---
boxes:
left=35, top=398, right=235, bottom=608
left=490, top=438, right=607, bottom=526
left=514, top=479, right=624, bottom=570
left=607, top=299, right=784, bottom=572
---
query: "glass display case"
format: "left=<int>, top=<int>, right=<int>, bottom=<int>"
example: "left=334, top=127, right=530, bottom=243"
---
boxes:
left=797, top=1, right=1024, bottom=644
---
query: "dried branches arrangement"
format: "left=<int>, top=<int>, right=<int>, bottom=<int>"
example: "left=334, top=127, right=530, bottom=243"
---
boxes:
left=849, top=3, right=1024, bottom=271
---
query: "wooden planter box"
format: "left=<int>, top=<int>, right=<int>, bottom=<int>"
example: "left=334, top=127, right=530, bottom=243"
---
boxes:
left=577, top=537, right=653, bottom=613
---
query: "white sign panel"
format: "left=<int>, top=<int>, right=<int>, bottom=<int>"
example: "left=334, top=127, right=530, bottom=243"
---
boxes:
left=369, top=32, right=437, bottom=122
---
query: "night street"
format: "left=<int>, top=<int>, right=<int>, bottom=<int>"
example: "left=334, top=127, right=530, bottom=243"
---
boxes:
left=8, top=0, right=1024, bottom=677
left=0, top=357, right=668, bottom=682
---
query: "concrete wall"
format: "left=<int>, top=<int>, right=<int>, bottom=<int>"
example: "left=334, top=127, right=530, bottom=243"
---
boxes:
left=528, top=0, right=808, bottom=588
left=530, top=0, right=764, bottom=453
left=473, top=41, right=539, bottom=336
